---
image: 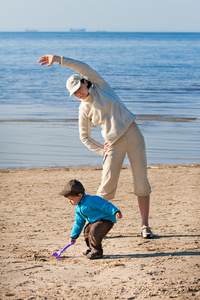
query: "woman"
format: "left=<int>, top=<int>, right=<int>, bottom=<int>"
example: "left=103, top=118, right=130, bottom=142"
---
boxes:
left=38, top=54, right=153, bottom=238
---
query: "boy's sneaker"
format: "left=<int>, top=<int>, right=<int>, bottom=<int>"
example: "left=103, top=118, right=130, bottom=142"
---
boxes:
left=86, top=253, right=103, bottom=260
left=83, top=249, right=91, bottom=256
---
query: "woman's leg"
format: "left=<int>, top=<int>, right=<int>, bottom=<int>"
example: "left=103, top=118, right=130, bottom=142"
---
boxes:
left=138, top=195, right=153, bottom=237
left=126, top=125, right=152, bottom=237
left=97, top=136, right=126, bottom=200
left=138, top=195, right=150, bottom=226
left=127, top=125, right=151, bottom=196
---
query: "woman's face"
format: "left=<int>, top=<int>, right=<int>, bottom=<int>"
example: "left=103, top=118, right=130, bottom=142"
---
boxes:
left=74, top=80, right=89, bottom=100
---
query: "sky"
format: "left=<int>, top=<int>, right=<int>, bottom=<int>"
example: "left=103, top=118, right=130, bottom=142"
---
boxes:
left=0, top=0, right=200, bottom=32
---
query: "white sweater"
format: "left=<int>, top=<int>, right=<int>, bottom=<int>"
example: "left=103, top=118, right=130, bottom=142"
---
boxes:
left=61, top=57, right=136, bottom=155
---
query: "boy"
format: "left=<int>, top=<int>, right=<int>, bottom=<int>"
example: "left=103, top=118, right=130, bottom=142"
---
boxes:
left=59, top=179, right=122, bottom=259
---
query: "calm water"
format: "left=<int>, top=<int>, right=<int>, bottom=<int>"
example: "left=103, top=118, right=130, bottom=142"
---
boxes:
left=0, top=32, right=200, bottom=169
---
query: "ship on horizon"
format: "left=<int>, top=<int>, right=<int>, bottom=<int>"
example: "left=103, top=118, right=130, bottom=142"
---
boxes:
left=69, top=28, right=86, bottom=32
left=25, top=29, right=39, bottom=32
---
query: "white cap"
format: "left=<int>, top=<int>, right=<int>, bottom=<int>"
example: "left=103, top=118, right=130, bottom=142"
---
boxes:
left=66, top=74, right=83, bottom=97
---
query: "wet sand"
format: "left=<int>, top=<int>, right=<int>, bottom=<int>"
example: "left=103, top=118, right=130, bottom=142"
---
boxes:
left=0, top=164, right=200, bottom=299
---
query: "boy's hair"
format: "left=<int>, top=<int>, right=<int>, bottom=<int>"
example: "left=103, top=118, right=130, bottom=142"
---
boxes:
left=65, top=191, right=83, bottom=198
left=81, top=78, right=92, bottom=89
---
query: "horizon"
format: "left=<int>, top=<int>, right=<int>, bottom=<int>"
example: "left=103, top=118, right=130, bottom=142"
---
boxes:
left=1, top=30, right=200, bottom=33
left=1, top=0, right=200, bottom=33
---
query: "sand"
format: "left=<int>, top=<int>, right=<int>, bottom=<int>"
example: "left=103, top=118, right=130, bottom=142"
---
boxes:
left=0, top=164, right=200, bottom=299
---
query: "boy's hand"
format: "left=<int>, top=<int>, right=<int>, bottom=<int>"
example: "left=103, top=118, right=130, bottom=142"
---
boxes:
left=69, top=238, right=76, bottom=244
left=116, top=211, right=122, bottom=219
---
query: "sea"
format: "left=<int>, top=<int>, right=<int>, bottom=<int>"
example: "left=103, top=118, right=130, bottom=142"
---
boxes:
left=0, top=32, right=199, bottom=169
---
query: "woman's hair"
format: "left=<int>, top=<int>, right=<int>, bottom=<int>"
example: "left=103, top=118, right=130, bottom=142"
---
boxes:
left=81, top=78, right=92, bottom=89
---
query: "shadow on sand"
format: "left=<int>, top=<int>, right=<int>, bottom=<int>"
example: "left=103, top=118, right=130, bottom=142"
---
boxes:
left=105, top=251, right=200, bottom=260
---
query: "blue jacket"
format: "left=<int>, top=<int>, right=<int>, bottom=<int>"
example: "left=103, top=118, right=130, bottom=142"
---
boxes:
left=70, top=193, right=120, bottom=239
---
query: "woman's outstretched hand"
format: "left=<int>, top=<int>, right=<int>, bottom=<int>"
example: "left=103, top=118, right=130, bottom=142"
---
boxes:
left=38, top=55, right=61, bottom=66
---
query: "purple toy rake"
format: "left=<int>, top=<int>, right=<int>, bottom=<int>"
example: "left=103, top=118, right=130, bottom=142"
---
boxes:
left=53, top=241, right=74, bottom=258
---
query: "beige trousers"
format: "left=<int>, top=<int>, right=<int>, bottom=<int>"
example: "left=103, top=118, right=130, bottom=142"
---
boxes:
left=97, top=123, right=151, bottom=200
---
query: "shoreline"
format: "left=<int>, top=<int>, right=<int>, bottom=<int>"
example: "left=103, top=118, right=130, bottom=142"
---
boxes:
left=0, top=162, right=199, bottom=172
left=1, top=163, right=200, bottom=299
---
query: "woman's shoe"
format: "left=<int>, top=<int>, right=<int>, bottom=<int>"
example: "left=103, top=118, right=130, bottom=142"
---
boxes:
left=141, top=226, right=154, bottom=239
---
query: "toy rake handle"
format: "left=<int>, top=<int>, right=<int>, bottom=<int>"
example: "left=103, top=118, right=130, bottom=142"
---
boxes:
left=61, top=241, right=74, bottom=253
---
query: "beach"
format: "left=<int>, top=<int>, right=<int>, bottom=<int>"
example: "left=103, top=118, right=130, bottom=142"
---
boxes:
left=0, top=164, right=200, bottom=299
